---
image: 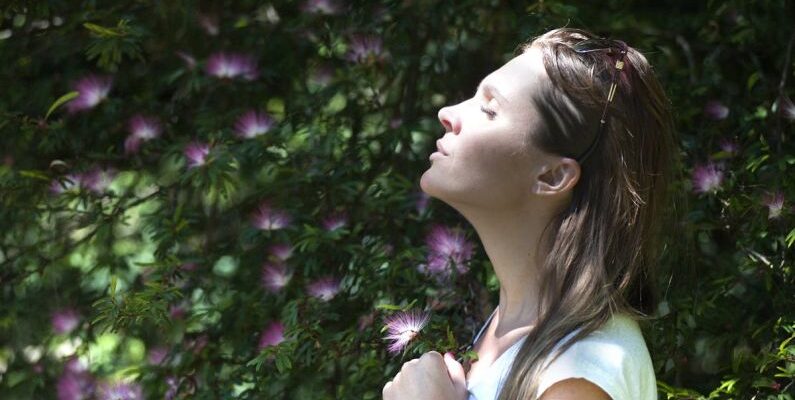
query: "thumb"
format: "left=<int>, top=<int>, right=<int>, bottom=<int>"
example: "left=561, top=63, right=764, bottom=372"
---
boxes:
left=444, top=352, right=467, bottom=393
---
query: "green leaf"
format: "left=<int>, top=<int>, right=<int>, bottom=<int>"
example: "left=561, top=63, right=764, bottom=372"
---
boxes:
left=83, top=22, right=124, bottom=37
left=45, top=91, right=79, bottom=120
left=785, top=228, right=795, bottom=248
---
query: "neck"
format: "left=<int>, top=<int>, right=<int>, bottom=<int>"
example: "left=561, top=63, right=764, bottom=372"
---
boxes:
left=454, top=201, right=556, bottom=337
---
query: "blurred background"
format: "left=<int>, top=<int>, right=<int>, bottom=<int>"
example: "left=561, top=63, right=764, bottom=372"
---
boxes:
left=0, top=1, right=793, bottom=398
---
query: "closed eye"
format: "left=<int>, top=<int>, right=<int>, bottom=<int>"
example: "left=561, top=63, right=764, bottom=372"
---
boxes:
left=480, top=106, right=496, bottom=119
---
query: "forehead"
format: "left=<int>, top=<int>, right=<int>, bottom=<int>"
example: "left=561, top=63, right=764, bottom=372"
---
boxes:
left=481, top=46, right=545, bottom=106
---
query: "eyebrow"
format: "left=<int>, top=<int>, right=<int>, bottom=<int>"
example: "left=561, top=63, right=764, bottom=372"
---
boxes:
left=476, top=78, right=508, bottom=104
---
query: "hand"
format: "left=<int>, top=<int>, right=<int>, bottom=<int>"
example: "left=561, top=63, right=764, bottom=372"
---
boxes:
left=383, top=351, right=468, bottom=400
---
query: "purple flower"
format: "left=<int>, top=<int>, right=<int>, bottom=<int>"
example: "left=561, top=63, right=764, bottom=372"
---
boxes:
left=301, top=0, right=342, bottom=15
left=49, top=174, right=82, bottom=194
left=762, top=191, right=785, bottom=219
left=321, top=210, right=348, bottom=231
left=184, top=141, right=210, bottom=169
left=306, top=276, right=341, bottom=301
left=383, top=309, right=431, bottom=355
left=205, top=52, right=259, bottom=81
left=358, top=311, right=376, bottom=331
left=175, top=51, right=197, bottom=69
left=346, top=34, right=387, bottom=64
left=691, top=162, right=724, bottom=194
left=147, top=346, right=169, bottom=365
left=718, top=138, right=739, bottom=156
left=261, top=262, right=292, bottom=293
left=57, top=359, right=95, bottom=400
left=268, top=243, right=293, bottom=261
left=258, top=320, right=285, bottom=350
left=413, top=191, right=430, bottom=215
left=197, top=13, right=219, bottom=36
left=52, top=308, right=80, bottom=335
left=96, top=381, right=143, bottom=400
left=180, top=262, right=198, bottom=272
left=81, top=167, right=116, bottom=194
left=129, top=115, right=161, bottom=140
left=169, top=304, right=186, bottom=320
left=251, top=201, right=292, bottom=230
left=165, top=376, right=179, bottom=400
left=125, top=114, right=161, bottom=154
left=308, top=64, right=335, bottom=87
left=234, top=110, right=274, bottom=139
left=66, top=74, right=112, bottom=113
left=703, top=100, right=729, bottom=121
left=418, top=224, right=474, bottom=278
left=775, top=94, right=795, bottom=121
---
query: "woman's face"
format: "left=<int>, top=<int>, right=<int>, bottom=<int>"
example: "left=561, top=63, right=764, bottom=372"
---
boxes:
left=421, top=45, right=556, bottom=209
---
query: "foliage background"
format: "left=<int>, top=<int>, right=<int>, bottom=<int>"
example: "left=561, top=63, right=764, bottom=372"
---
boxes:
left=1, top=0, right=794, bottom=398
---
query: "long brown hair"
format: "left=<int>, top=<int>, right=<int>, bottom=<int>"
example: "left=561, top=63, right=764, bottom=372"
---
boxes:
left=495, top=27, right=677, bottom=399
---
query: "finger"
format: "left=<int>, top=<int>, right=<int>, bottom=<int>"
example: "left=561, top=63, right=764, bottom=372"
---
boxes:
left=444, top=351, right=467, bottom=389
left=382, top=381, right=392, bottom=399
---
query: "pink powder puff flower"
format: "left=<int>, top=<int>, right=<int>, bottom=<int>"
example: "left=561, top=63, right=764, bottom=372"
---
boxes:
left=52, top=308, right=80, bottom=334
left=301, top=0, right=342, bottom=15
left=321, top=210, right=348, bottom=231
left=251, top=201, right=292, bottom=230
left=175, top=51, right=197, bottom=69
left=128, top=115, right=161, bottom=140
left=184, top=141, right=210, bottom=169
left=346, top=34, right=387, bottom=64
left=268, top=243, right=293, bottom=261
left=703, top=100, right=729, bottom=121
left=774, top=94, right=795, bottom=121
left=258, top=320, right=285, bottom=350
left=66, top=74, right=112, bottom=113
left=205, top=52, right=259, bottom=81
left=718, top=138, right=739, bottom=156
left=49, top=174, right=82, bottom=194
left=57, top=358, right=95, bottom=400
left=418, top=224, right=474, bottom=277
left=383, top=309, right=431, bottom=355
left=261, top=262, right=292, bottom=293
left=306, top=276, right=341, bottom=301
left=169, top=304, right=186, bottom=320
left=188, top=334, right=208, bottom=354
left=413, top=191, right=430, bottom=215
left=96, top=381, right=143, bottom=400
left=691, top=162, right=724, bottom=194
left=125, top=114, right=161, bottom=154
left=179, top=262, right=198, bottom=272
left=81, top=167, right=116, bottom=194
left=197, top=13, right=219, bottom=36
left=234, top=110, right=274, bottom=139
left=761, top=191, right=785, bottom=219
left=308, top=64, right=334, bottom=87
left=147, top=346, right=169, bottom=365
left=358, top=311, right=376, bottom=331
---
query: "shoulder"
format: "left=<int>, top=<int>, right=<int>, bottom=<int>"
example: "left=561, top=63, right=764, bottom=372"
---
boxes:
left=538, top=378, right=611, bottom=400
left=536, top=313, right=656, bottom=400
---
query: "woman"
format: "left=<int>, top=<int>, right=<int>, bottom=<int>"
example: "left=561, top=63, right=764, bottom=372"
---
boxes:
left=382, top=27, right=675, bottom=400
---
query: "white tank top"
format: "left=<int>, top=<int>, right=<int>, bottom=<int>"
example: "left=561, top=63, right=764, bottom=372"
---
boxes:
left=465, top=308, right=658, bottom=400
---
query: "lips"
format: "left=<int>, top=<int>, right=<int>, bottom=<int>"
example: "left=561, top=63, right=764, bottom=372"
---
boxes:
left=436, top=139, right=448, bottom=156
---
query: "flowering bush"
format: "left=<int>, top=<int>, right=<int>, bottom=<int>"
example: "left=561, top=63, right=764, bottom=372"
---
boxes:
left=0, top=1, right=793, bottom=399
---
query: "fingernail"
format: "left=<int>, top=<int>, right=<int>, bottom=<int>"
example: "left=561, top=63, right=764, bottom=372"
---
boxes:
left=445, top=352, right=455, bottom=358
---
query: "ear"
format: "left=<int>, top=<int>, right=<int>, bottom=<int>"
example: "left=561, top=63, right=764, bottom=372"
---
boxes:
left=533, top=157, right=580, bottom=196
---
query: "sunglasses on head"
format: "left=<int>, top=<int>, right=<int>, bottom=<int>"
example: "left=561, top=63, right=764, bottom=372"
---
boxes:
left=569, top=38, right=628, bottom=163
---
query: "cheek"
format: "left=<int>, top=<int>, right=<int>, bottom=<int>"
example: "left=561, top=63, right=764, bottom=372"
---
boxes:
left=458, top=136, right=530, bottom=190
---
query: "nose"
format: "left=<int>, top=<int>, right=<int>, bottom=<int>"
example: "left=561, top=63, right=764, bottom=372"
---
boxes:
left=437, top=106, right=461, bottom=135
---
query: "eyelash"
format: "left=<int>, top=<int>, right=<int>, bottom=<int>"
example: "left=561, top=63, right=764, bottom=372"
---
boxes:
left=480, top=105, right=497, bottom=119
